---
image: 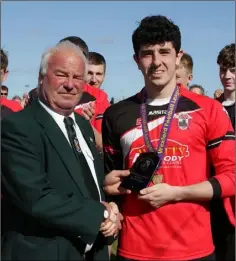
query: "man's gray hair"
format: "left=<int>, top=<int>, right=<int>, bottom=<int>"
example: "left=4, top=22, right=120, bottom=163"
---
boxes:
left=39, top=40, right=88, bottom=79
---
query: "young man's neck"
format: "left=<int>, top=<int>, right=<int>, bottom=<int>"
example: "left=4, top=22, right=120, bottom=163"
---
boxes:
left=145, top=77, right=177, bottom=99
left=224, top=89, right=235, bottom=102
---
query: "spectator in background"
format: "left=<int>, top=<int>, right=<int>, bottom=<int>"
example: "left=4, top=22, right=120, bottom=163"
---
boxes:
left=176, top=53, right=193, bottom=88
left=1, top=49, right=9, bottom=83
left=213, top=89, right=223, bottom=99
left=1, top=85, right=8, bottom=98
left=12, top=95, right=22, bottom=104
left=189, top=84, right=205, bottom=95
left=211, top=43, right=235, bottom=261
left=0, top=49, right=22, bottom=119
left=87, top=52, right=106, bottom=89
left=25, top=86, right=39, bottom=106
left=216, top=43, right=235, bottom=128
left=110, top=97, right=115, bottom=105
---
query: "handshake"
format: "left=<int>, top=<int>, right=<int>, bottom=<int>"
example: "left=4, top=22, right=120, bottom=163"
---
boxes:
left=100, top=201, right=123, bottom=238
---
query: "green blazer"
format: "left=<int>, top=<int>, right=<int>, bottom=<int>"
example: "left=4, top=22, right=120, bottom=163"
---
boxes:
left=1, top=101, right=109, bottom=261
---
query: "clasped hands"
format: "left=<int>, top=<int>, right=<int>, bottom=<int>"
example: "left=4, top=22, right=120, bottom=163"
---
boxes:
left=100, top=201, right=123, bottom=237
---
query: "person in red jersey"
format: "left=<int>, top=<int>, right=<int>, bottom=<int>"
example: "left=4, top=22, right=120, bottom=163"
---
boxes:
left=74, top=82, right=110, bottom=134
left=102, top=15, right=235, bottom=261
left=1, top=49, right=22, bottom=119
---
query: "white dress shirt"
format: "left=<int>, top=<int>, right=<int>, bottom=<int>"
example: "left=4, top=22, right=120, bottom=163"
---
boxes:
left=39, top=100, right=101, bottom=252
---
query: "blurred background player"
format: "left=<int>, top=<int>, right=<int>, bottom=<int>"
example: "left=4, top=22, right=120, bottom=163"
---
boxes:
left=216, top=43, right=235, bottom=128
left=213, top=89, right=223, bottom=99
left=176, top=52, right=193, bottom=88
left=1, top=85, right=8, bottom=98
left=1, top=49, right=22, bottom=119
left=87, top=52, right=106, bottom=89
left=189, top=84, right=205, bottom=95
left=211, top=43, right=235, bottom=261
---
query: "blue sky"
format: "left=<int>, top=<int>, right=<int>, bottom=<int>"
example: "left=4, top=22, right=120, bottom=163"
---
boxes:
left=2, top=1, right=235, bottom=100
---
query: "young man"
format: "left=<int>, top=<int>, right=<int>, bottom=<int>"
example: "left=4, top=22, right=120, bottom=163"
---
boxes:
left=210, top=43, right=235, bottom=261
left=87, top=52, right=106, bottom=89
left=1, top=85, right=8, bottom=98
left=189, top=84, right=205, bottom=95
left=216, top=43, right=235, bottom=128
left=176, top=53, right=193, bottom=88
left=102, top=15, right=235, bottom=261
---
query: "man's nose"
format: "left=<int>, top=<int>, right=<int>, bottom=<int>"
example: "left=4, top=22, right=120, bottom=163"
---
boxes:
left=91, top=74, right=96, bottom=82
left=152, top=53, right=162, bottom=67
left=64, top=77, right=74, bottom=89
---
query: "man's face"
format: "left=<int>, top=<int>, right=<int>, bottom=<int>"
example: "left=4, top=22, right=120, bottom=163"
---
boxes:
left=39, top=49, right=85, bottom=114
left=176, top=65, right=192, bottom=88
left=1, top=87, right=8, bottom=98
left=1, top=68, right=8, bottom=83
left=86, top=64, right=105, bottom=89
left=134, top=42, right=182, bottom=90
left=219, top=66, right=235, bottom=92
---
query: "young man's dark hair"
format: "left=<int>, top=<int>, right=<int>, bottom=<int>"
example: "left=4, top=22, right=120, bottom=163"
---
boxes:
left=217, top=43, right=235, bottom=69
left=132, top=15, right=181, bottom=57
left=1, top=48, right=8, bottom=72
left=88, top=52, right=106, bottom=72
left=189, top=84, right=205, bottom=95
left=59, top=36, right=89, bottom=58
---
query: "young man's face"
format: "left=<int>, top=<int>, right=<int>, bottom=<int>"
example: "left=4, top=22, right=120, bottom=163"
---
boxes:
left=134, top=42, right=182, bottom=89
left=86, top=64, right=105, bottom=89
left=1, top=87, right=8, bottom=98
left=219, top=67, right=235, bottom=92
left=176, top=65, right=192, bottom=88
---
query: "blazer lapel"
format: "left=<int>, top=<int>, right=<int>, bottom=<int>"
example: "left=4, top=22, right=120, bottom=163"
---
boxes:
left=33, top=101, right=90, bottom=198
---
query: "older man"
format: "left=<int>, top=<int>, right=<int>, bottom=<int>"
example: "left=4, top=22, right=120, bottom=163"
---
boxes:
left=1, top=41, right=124, bottom=261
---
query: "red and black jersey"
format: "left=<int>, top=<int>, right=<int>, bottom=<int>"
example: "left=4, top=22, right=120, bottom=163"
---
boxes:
left=74, top=84, right=110, bottom=133
left=102, top=85, right=235, bottom=261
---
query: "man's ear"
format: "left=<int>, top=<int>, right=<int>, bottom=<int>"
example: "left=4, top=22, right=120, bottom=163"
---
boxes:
left=176, top=49, right=184, bottom=67
left=188, top=74, right=193, bottom=85
left=133, top=54, right=141, bottom=70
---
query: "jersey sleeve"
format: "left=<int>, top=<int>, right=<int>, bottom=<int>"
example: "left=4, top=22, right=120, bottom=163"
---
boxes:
left=102, top=107, right=123, bottom=173
left=206, top=100, right=235, bottom=198
left=93, top=91, right=110, bottom=133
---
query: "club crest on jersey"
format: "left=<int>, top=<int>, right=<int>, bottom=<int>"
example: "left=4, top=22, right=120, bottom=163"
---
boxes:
left=176, top=112, right=192, bottom=130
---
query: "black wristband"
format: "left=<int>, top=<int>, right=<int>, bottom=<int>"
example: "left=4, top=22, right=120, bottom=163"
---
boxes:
left=208, top=177, right=222, bottom=199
